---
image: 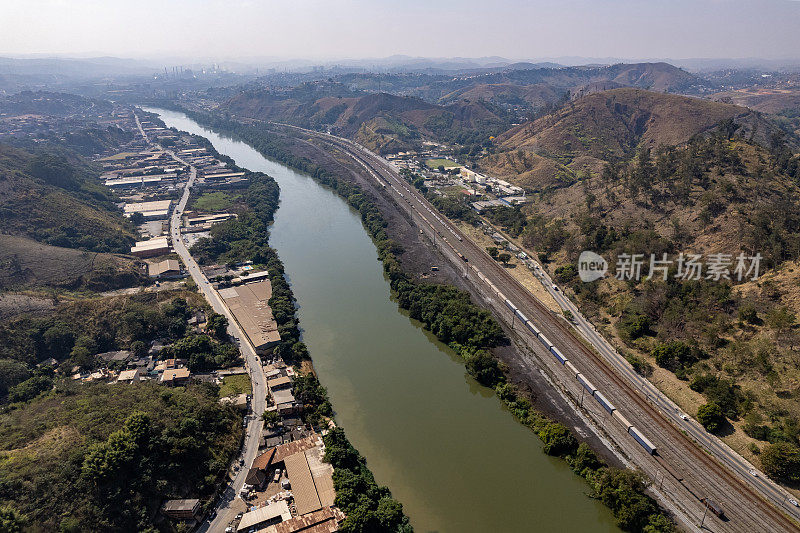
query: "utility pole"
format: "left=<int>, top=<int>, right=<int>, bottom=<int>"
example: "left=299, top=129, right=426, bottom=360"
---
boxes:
left=699, top=501, right=709, bottom=529
left=580, top=386, right=585, bottom=407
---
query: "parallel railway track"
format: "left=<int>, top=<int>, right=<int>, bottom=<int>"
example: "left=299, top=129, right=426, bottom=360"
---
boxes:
left=263, top=120, right=799, bottom=532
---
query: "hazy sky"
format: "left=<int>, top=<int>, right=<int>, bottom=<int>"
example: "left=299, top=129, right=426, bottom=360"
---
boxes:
left=2, top=0, right=800, bottom=61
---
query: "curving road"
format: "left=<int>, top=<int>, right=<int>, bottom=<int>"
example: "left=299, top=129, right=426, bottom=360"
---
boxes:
left=135, top=112, right=265, bottom=533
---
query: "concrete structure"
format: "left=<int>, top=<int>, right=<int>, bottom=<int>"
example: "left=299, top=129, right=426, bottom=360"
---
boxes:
left=237, top=500, right=291, bottom=532
left=148, top=258, right=183, bottom=279
left=116, top=368, right=140, bottom=383
left=260, top=507, right=344, bottom=533
left=131, top=236, right=170, bottom=258
left=218, top=281, right=281, bottom=353
left=105, top=175, right=164, bottom=188
left=161, top=367, right=191, bottom=385
left=184, top=212, right=236, bottom=231
left=124, top=199, right=172, bottom=220
left=161, top=499, right=200, bottom=520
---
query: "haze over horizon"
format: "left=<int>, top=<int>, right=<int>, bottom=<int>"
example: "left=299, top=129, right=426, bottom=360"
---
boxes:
left=3, top=0, right=800, bottom=63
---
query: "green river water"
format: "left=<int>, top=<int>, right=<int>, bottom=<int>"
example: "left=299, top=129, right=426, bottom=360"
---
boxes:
left=148, top=108, right=619, bottom=533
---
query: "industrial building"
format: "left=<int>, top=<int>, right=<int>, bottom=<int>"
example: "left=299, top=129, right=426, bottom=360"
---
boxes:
left=237, top=501, right=292, bottom=532
left=130, top=236, right=170, bottom=258
left=218, top=280, right=281, bottom=353
left=105, top=175, right=164, bottom=188
left=148, top=258, right=183, bottom=279
left=161, top=499, right=200, bottom=520
left=125, top=199, right=173, bottom=219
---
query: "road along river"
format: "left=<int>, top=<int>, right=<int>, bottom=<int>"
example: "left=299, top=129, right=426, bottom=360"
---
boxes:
left=148, top=108, right=619, bottom=533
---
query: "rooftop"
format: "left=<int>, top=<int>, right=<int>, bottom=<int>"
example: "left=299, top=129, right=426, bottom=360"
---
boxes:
left=237, top=500, right=291, bottom=532
left=218, top=280, right=280, bottom=351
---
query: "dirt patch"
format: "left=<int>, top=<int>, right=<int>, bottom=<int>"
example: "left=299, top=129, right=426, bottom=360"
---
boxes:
left=455, top=221, right=562, bottom=313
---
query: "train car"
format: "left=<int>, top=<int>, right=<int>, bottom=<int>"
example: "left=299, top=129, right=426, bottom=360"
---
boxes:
left=504, top=299, right=517, bottom=313
left=515, top=309, right=529, bottom=323
left=593, top=391, right=616, bottom=414
left=524, top=320, right=541, bottom=338
left=612, top=410, right=633, bottom=430
left=564, top=361, right=580, bottom=377
left=700, top=498, right=725, bottom=518
left=539, top=334, right=553, bottom=350
left=628, top=426, right=657, bottom=455
left=549, top=346, right=567, bottom=365
left=576, top=373, right=597, bottom=394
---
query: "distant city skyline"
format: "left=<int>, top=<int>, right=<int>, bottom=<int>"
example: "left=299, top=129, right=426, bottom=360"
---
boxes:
left=2, top=0, right=800, bottom=61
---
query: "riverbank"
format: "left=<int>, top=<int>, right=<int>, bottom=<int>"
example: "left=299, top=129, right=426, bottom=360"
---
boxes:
left=155, top=106, right=678, bottom=532
left=143, top=109, right=414, bottom=532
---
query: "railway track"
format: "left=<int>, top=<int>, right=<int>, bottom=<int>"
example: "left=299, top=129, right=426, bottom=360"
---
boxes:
left=262, top=120, right=800, bottom=532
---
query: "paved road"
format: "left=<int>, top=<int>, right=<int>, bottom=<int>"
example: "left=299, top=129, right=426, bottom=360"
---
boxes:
left=135, top=113, right=265, bottom=533
left=263, top=120, right=800, bottom=532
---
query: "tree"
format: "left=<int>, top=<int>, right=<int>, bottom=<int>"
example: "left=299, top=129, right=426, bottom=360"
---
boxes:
left=465, top=350, right=504, bottom=387
left=767, top=306, right=795, bottom=331
left=8, top=375, right=53, bottom=403
left=0, top=507, right=25, bottom=533
left=486, top=246, right=499, bottom=259
left=697, top=402, right=725, bottom=433
left=651, top=341, right=693, bottom=372
left=262, top=411, right=280, bottom=428
left=207, top=313, right=229, bottom=340
left=0, top=360, right=31, bottom=398
left=738, top=303, right=759, bottom=324
left=761, top=442, right=800, bottom=483
left=539, top=421, right=578, bottom=456
left=498, top=252, right=511, bottom=265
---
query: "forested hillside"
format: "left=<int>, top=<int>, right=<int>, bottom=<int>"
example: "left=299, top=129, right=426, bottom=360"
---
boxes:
left=0, top=382, right=241, bottom=532
left=0, top=143, right=136, bottom=252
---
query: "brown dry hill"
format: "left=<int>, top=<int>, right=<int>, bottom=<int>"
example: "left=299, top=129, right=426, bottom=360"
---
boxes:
left=495, top=88, right=753, bottom=162
left=222, top=85, right=509, bottom=153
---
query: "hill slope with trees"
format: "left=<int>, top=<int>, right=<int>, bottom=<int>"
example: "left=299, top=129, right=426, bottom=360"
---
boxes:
left=0, top=143, right=136, bottom=252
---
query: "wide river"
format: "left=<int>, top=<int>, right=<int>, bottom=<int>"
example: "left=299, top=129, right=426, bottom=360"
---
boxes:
left=148, top=108, right=619, bottom=533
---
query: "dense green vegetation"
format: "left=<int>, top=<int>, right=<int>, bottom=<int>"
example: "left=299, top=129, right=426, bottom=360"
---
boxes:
left=0, top=143, right=136, bottom=252
left=324, top=428, right=413, bottom=533
left=0, top=292, right=240, bottom=402
left=483, top=205, right=527, bottom=237
left=0, top=382, right=241, bottom=532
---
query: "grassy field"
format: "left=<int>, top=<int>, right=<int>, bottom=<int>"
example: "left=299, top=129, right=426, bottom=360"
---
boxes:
left=191, top=191, right=240, bottom=212
left=425, top=158, right=459, bottom=169
left=97, top=151, right=138, bottom=161
left=218, top=373, right=252, bottom=397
